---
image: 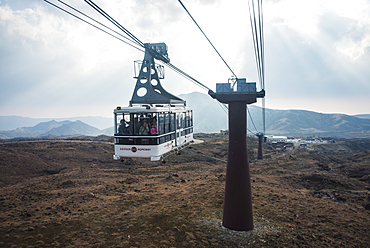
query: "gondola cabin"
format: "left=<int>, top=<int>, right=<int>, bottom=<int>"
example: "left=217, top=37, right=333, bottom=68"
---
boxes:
left=112, top=42, right=193, bottom=161
left=113, top=104, right=193, bottom=161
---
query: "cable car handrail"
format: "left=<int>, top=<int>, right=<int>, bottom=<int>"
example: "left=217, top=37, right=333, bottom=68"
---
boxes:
left=114, top=127, right=193, bottom=139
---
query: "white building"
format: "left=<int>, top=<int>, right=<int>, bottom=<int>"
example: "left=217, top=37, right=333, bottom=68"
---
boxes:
left=265, top=135, right=288, bottom=143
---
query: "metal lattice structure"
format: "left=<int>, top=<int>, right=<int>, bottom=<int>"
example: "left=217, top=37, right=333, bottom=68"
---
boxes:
left=130, top=43, right=185, bottom=106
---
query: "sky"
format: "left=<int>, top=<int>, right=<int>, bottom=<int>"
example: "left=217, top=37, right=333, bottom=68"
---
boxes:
left=0, top=0, right=369, bottom=118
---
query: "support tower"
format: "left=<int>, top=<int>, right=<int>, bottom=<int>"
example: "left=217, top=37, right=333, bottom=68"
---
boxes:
left=209, top=78, right=264, bottom=231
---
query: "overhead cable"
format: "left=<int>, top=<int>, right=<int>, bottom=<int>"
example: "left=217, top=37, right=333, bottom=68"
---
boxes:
left=44, top=0, right=144, bottom=52
left=56, top=0, right=141, bottom=50
left=248, top=0, right=265, bottom=90
left=164, top=62, right=212, bottom=91
left=84, top=0, right=145, bottom=48
left=262, top=98, right=266, bottom=134
left=84, top=0, right=212, bottom=92
left=247, top=106, right=258, bottom=133
left=248, top=0, right=266, bottom=135
left=177, top=0, right=238, bottom=80
left=46, top=0, right=211, bottom=93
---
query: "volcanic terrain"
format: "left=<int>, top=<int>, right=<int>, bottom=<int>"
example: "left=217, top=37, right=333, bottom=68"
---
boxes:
left=0, top=134, right=369, bottom=247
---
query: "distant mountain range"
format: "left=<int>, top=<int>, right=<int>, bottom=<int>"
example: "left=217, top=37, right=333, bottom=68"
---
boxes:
left=0, top=116, right=112, bottom=131
left=1, top=92, right=369, bottom=139
left=0, top=120, right=113, bottom=139
left=181, top=92, right=370, bottom=138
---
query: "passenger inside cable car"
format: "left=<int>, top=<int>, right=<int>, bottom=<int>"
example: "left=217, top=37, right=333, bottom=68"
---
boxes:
left=114, top=109, right=193, bottom=146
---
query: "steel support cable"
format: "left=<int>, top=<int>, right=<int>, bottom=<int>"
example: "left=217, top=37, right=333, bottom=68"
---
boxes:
left=248, top=0, right=266, bottom=135
left=84, top=0, right=144, bottom=47
left=163, top=62, right=212, bottom=91
left=247, top=128, right=257, bottom=136
left=249, top=0, right=259, bottom=84
left=249, top=0, right=265, bottom=90
left=160, top=61, right=228, bottom=115
left=49, top=0, right=209, bottom=94
left=177, top=0, right=238, bottom=80
left=258, top=0, right=265, bottom=90
left=44, top=0, right=144, bottom=53
left=47, top=0, right=258, bottom=136
left=255, top=0, right=266, bottom=134
left=247, top=106, right=258, bottom=132
left=83, top=0, right=210, bottom=91
left=54, top=0, right=142, bottom=51
left=84, top=0, right=145, bottom=48
left=249, top=0, right=263, bottom=90
left=262, top=98, right=266, bottom=134
left=255, top=1, right=263, bottom=90
left=179, top=0, right=260, bottom=135
left=220, top=103, right=228, bottom=114
left=254, top=0, right=265, bottom=90
left=247, top=108, right=258, bottom=136
left=47, top=0, right=214, bottom=103
left=246, top=0, right=262, bottom=137
left=257, top=0, right=266, bottom=134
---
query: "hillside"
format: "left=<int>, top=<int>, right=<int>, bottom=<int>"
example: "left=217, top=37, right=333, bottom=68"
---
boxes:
left=180, top=92, right=227, bottom=133
left=355, top=114, right=370, bottom=119
left=0, top=136, right=369, bottom=247
left=1, top=92, right=370, bottom=138
left=264, top=109, right=370, bottom=137
left=0, top=120, right=105, bottom=139
left=0, top=116, right=112, bottom=131
left=180, top=92, right=370, bottom=137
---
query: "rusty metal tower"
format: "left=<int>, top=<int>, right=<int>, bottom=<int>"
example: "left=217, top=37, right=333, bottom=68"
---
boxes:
left=209, top=78, right=265, bottom=231
left=256, top=132, right=264, bottom=160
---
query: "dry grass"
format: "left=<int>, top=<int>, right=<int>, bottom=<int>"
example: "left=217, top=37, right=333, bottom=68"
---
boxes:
left=0, top=135, right=369, bottom=247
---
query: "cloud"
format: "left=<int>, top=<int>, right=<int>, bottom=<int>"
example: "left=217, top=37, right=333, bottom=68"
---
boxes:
left=0, top=1, right=137, bottom=117
left=263, top=0, right=370, bottom=100
left=0, top=0, right=369, bottom=117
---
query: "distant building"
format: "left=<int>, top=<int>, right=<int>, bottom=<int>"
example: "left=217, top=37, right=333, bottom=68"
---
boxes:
left=271, top=141, right=294, bottom=150
left=266, top=135, right=287, bottom=143
left=284, top=143, right=294, bottom=150
left=271, top=142, right=285, bottom=150
left=220, top=130, right=229, bottom=136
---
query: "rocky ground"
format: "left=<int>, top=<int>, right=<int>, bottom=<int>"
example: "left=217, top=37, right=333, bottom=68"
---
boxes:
left=0, top=134, right=369, bottom=247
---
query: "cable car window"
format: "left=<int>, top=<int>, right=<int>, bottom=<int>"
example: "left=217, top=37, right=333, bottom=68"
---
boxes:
left=181, top=113, right=185, bottom=128
left=164, top=113, right=169, bottom=133
left=170, top=113, right=175, bottom=131
left=184, top=112, right=188, bottom=128
left=177, top=114, right=181, bottom=129
left=190, top=110, right=193, bottom=126
left=158, top=113, right=164, bottom=134
left=185, top=110, right=192, bottom=128
left=150, top=114, right=158, bottom=135
left=116, top=113, right=130, bottom=135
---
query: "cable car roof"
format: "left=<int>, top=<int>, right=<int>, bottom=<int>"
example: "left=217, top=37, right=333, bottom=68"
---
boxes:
left=114, top=105, right=192, bottom=114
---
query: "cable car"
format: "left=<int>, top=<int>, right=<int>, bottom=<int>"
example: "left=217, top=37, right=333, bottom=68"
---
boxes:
left=113, top=104, right=193, bottom=161
left=113, top=43, right=194, bottom=161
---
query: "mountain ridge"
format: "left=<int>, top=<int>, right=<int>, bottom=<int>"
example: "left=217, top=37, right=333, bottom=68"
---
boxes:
left=0, top=120, right=109, bottom=139
left=179, top=92, right=370, bottom=138
left=0, top=116, right=112, bottom=131
left=1, top=92, right=369, bottom=138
